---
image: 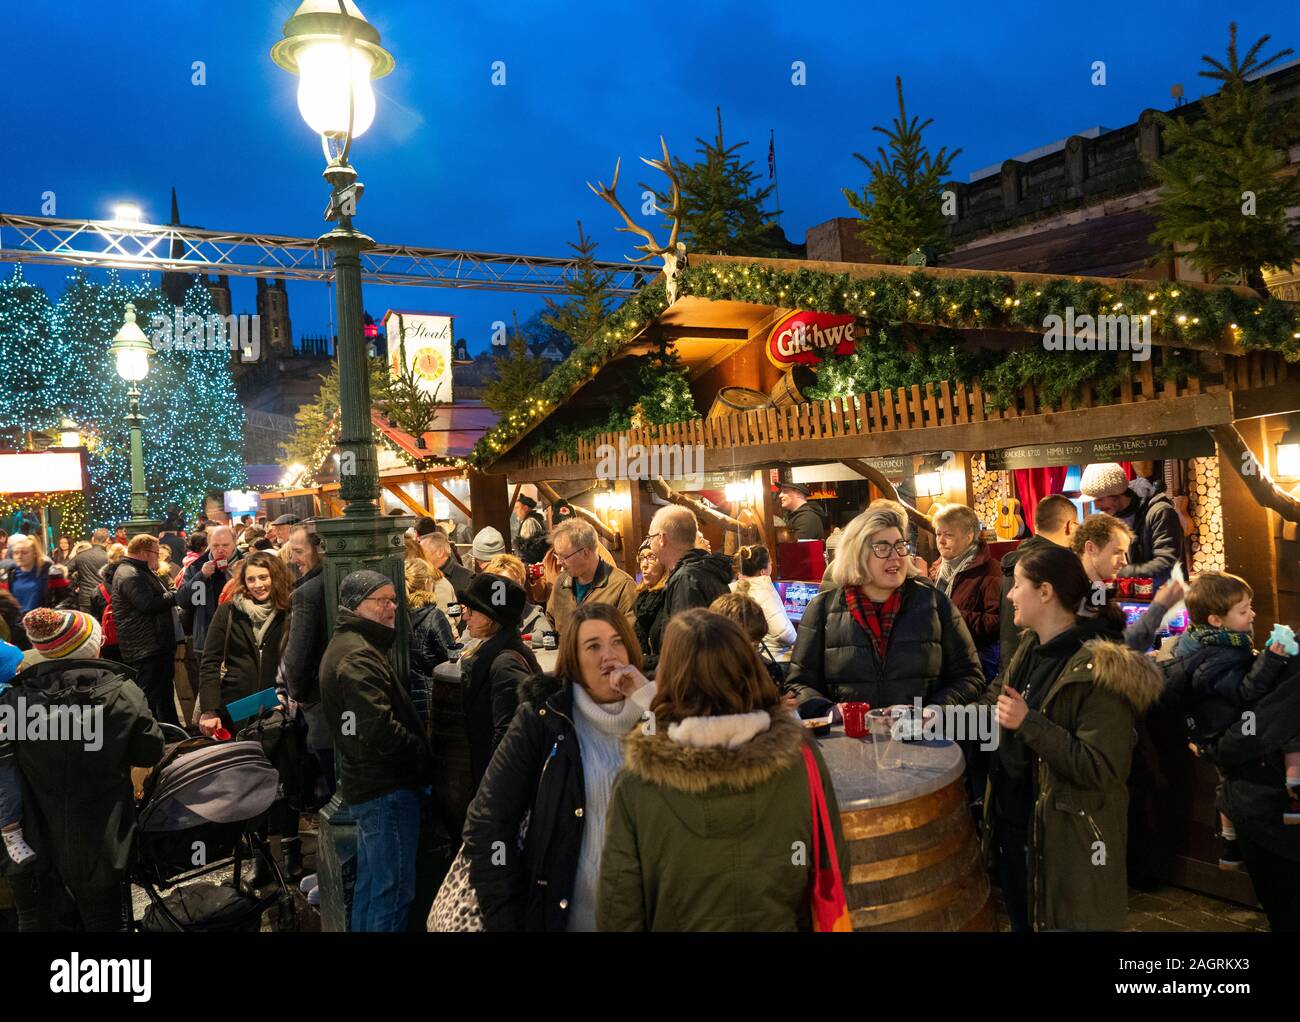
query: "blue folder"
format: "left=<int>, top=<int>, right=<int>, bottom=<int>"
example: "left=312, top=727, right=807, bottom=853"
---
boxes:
left=225, top=687, right=279, bottom=723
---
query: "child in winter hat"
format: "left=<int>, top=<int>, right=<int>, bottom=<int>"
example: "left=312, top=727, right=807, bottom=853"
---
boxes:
left=19, top=608, right=103, bottom=669
left=0, top=637, right=35, bottom=865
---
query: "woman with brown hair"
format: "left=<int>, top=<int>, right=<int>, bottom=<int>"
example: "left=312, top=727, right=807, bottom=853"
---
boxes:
left=597, top=608, right=847, bottom=931
left=197, top=551, right=293, bottom=735
left=462, top=601, right=654, bottom=931
left=632, top=543, right=667, bottom=653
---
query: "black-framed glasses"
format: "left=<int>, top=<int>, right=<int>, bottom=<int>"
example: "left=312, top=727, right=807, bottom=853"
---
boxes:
left=646, top=532, right=663, bottom=541
left=363, top=595, right=398, bottom=607
left=869, top=540, right=912, bottom=559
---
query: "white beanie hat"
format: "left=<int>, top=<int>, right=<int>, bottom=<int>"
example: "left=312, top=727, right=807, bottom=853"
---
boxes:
left=1079, top=462, right=1129, bottom=500
left=471, top=526, right=506, bottom=562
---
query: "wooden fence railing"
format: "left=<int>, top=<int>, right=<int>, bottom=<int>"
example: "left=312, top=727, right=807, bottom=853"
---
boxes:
left=510, top=350, right=1287, bottom=471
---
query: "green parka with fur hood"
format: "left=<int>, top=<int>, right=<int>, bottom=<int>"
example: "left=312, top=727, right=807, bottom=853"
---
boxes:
left=981, top=637, right=1164, bottom=931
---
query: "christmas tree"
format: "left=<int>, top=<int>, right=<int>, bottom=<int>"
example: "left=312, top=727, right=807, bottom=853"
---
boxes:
left=0, top=268, right=246, bottom=529
left=1148, top=24, right=1300, bottom=290
left=483, top=314, right=547, bottom=414
left=281, top=355, right=390, bottom=473
left=542, top=220, right=614, bottom=347
left=842, top=76, right=962, bottom=264
left=651, top=108, right=784, bottom=257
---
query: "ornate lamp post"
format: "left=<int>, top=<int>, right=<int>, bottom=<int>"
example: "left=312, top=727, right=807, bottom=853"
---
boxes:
left=109, top=303, right=161, bottom=539
left=272, top=0, right=411, bottom=933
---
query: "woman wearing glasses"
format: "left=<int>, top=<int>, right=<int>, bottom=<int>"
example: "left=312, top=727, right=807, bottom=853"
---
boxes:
left=787, top=501, right=986, bottom=713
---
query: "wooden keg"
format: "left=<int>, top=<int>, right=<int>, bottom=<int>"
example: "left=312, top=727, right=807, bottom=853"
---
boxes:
left=819, top=733, right=994, bottom=931
left=769, top=364, right=817, bottom=407
left=706, top=386, right=771, bottom=421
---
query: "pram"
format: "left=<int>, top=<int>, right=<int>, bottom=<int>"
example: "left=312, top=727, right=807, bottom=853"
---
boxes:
left=129, top=724, right=297, bottom=932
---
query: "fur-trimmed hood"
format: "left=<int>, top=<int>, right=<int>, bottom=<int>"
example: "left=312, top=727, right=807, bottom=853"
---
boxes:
left=622, top=708, right=804, bottom=794
left=1057, top=638, right=1165, bottom=715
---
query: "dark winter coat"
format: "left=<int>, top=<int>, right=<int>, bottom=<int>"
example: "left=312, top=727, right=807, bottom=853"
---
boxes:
left=1116, top=489, right=1184, bottom=587
left=0, top=658, right=164, bottom=893
left=787, top=576, right=986, bottom=709
left=462, top=673, right=586, bottom=932
left=108, top=557, right=179, bottom=662
left=320, top=609, right=432, bottom=805
left=461, top=628, right=541, bottom=793
left=279, top=565, right=327, bottom=705
left=980, top=637, right=1164, bottom=930
left=647, top=549, right=734, bottom=659
left=408, top=599, right=453, bottom=733
left=177, top=549, right=243, bottom=653
left=633, top=586, right=667, bottom=653
left=931, top=541, right=1002, bottom=677
left=197, top=599, right=288, bottom=721
left=998, top=533, right=1059, bottom=673
left=785, top=501, right=828, bottom=540
left=1164, top=635, right=1288, bottom=743
left=67, top=545, right=109, bottom=611
left=597, top=709, right=848, bottom=931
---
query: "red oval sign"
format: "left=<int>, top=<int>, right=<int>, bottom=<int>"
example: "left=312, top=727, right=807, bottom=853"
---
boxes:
left=766, top=311, right=858, bottom=367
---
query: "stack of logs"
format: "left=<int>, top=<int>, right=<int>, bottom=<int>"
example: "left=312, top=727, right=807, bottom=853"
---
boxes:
left=970, top=455, right=1004, bottom=534
left=1188, top=456, right=1225, bottom=573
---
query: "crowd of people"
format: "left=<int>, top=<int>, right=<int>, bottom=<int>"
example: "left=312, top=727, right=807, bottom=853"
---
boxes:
left=0, top=457, right=1297, bottom=933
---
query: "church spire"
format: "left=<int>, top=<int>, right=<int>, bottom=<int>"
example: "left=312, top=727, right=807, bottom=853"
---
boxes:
left=162, top=185, right=196, bottom=307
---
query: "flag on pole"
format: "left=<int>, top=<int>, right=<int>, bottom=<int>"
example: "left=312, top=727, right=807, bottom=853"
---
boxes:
left=768, top=129, right=776, bottom=179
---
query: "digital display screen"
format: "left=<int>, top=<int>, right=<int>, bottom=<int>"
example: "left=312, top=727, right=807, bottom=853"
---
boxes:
left=1120, top=601, right=1188, bottom=634
left=779, top=581, right=821, bottom=619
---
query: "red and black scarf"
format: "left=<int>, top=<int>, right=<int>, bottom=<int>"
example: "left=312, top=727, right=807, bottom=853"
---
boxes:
left=844, top=586, right=902, bottom=663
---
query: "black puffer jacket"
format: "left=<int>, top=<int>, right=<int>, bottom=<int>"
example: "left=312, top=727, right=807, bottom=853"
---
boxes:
left=647, top=549, right=734, bottom=659
left=108, top=557, right=178, bottom=662
left=1116, top=490, right=1184, bottom=587
left=0, top=658, right=164, bottom=891
left=786, top=501, right=828, bottom=540
left=197, top=599, right=288, bottom=721
left=787, top=576, right=986, bottom=708
left=279, top=565, right=327, bottom=705
left=461, top=629, right=541, bottom=793
left=463, top=673, right=584, bottom=932
left=320, top=609, right=432, bottom=805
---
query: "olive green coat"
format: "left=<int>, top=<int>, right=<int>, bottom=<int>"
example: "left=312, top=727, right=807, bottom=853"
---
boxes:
left=597, top=709, right=848, bottom=931
left=982, top=637, right=1163, bottom=931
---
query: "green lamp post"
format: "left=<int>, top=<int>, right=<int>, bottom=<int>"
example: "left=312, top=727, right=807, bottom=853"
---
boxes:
left=272, top=0, right=412, bottom=933
left=110, top=303, right=162, bottom=539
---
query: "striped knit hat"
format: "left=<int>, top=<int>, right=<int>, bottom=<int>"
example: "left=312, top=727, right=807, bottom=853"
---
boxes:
left=22, top=608, right=102, bottom=660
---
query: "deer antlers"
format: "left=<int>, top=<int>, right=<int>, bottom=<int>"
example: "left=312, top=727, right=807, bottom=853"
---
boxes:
left=587, top=136, right=683, bottom=264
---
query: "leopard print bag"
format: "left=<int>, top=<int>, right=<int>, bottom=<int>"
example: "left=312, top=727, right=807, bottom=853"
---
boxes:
left=427, top=845, right=484, bottom=932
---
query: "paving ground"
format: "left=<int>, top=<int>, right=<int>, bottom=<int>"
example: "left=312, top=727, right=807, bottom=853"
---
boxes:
left=990, top=882, right=1269, bottom=932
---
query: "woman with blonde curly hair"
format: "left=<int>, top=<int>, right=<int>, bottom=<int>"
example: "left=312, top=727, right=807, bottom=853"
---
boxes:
left=404, top=557, right=454, bottom=733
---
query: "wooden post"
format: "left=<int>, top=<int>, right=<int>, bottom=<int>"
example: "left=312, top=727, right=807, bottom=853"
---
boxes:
left=759, top=468, right=781, bottom=567
left=621, top=479, right=648, bottom=577
left=467, top=468, right=511, bottom=542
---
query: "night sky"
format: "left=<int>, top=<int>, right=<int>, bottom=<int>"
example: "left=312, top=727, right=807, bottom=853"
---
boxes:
left=1, top=0, right=1293, bottom=354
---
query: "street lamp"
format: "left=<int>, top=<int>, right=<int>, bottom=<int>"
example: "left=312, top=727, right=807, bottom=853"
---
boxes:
left=273, top=0, right=406, bottom=934
left=109, top=303, right=161, bottom=538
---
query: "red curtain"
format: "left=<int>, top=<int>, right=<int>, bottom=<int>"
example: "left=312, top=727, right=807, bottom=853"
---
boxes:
left=1011, top=467, right=1069, bottom=534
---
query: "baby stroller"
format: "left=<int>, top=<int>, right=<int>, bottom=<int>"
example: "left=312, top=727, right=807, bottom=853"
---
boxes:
left=129, top=724, right=297, bottom=932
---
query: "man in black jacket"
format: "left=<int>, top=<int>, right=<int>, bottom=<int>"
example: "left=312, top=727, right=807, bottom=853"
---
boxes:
left=998, top=494, right=1078, bottom=673
left=419, top=530, right=474, bottom=601
left=1080, top=462, right=1184, bottom=588
left=645, top=506, right=734, bottom=663
left=779, top=482, right=827, bottom=540
left=67, top=529, right=110, bottom=613
left=109, top=535, right=181, bottom=726
left=320, top=569, right=432, bottom=932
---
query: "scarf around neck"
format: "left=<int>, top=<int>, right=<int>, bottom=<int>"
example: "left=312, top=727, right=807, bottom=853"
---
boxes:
left=233, top=593, right=277, bottom=647
left=936, top=543, right=979, bottom=595
left=1184, top=624, right=1253, bottom=652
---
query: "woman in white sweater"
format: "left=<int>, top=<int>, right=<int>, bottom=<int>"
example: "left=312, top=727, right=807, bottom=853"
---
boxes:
left=729, top=544, right=796, bottom=656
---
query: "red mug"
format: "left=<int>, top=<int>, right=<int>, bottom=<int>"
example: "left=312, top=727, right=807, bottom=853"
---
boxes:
left=1116, top=577, right=1133, bottom=598
left=213, top=727, right=231, bottom=741
left=841, top=702, right=871, bottom=739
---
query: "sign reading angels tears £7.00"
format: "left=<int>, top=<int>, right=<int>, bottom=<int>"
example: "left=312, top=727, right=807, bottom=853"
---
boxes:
left=383, top=311, right=454, bottom=404
left=766, top=311, right=858, bottom=368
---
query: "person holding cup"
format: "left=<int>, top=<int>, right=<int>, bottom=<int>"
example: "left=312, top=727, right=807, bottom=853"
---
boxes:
left=461, top=602, right=653, bottom=931
left=787, top=501, right=986, bottom=717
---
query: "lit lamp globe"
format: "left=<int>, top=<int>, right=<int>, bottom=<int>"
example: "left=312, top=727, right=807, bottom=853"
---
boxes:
left=109, top=303, right=154, bottom=383
left=270, top=0, right=394, bottom=141
left=59, top=416, right=81, bottom=448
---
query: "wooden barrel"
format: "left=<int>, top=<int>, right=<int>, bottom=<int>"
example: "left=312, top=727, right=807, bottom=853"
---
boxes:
left=706, top=386, right=771, bottom=421
left=819, top=733, right=993, bottom=931
left=769, top=364, right=817, bottom=407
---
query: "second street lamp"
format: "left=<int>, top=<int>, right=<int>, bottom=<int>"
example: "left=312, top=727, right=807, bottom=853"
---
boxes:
left=110, top=303, right=161, bottom=539
left=273, top=0, right=408, bottom=934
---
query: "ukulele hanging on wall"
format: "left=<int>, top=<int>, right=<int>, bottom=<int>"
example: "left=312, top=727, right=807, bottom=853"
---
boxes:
left=995, top=473, right=1026, bottom=541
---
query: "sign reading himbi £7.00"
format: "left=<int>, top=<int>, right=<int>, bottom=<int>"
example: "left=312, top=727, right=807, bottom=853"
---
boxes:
left=765, top=311, right=858, bottom=368
left=383, top=311, right=454, bottom=404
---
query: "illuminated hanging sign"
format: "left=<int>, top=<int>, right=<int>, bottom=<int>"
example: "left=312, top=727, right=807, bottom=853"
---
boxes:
left=766, top=311, right=858, bottom=367
left=0, top=450, right=87, bottom=496
left=383, top=311, right=454, bottom=404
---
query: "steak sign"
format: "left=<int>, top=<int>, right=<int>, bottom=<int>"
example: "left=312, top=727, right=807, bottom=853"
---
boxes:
left=766, top=311, right=858, bottom=367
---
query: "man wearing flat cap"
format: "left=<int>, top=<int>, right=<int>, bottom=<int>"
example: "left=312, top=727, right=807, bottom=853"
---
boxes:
left=778, top=481, right=827, bottom=540
left=320, top=569, right=432, bottom=932
left=510, top=494, right=547, bottom=561
left=270, top=513, right=301, bottom=549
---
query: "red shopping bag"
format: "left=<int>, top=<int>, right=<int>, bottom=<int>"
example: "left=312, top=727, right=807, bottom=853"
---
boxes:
left=801, top=744, right=852, bottom=932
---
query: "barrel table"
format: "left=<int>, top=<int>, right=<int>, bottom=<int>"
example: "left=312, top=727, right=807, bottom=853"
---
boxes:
left=818, top=732, right=994, bottom=932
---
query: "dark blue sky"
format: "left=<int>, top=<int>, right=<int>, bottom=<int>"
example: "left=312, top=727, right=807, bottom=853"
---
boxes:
left=1, top=0, right=1294, bottom=354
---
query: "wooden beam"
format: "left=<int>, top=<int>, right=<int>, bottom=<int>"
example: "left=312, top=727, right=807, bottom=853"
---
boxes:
left=509, top=483, right=521, bottom=510
left=842, top=458, right=935, bottom=534
left=535, top=480, right=616, bottom=543
left=382, top=481, right=433, bottom=519
left=321, top=494, right=345, bottom=517
left=647, top=477, right=745, bottom=530
left=1231, top=380, right=1300, bottom=421
left=430, top=479, right=472, bottom=520
left=1209, top=423, right=1300, bottom=525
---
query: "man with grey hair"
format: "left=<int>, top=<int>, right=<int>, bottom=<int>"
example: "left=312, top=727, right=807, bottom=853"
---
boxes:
left=177, top=524, right=242, bottom=658
left=546, top=519, right=637, bottom=637
left=419, top=529, right=474, bottom=601
left=644, top=506, right=733, bottom=663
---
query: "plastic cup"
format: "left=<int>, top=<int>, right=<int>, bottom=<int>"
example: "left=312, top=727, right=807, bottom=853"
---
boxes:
left=841, top=702, right=871, bottom=739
